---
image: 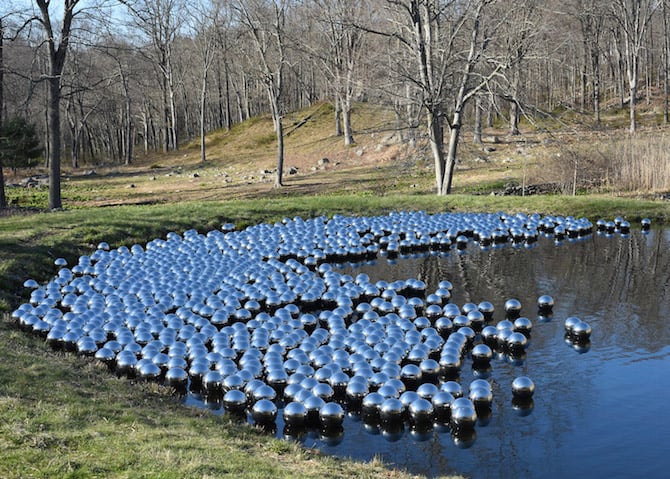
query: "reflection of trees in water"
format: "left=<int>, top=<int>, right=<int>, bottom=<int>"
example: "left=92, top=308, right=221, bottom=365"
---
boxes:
left=409, top=232, right=670, bottom=354
left=341, top=231, right=670, bottom=477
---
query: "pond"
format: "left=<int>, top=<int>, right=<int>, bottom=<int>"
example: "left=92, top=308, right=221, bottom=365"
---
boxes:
left=14, top=212, right=670, bottom=479
left=187, top=227, right=670, bottom=479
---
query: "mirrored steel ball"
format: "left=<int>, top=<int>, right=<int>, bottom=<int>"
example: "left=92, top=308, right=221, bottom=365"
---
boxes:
left=571, top=320, right=592, bottom=341
left=319, top=402, right=345, bottom=429
left=380, top=397, right=405, bottom=426
left=408, top=398, right=434, bottom=426
left=283, top=401, right=308, bottom=427
left=512, top=376, right=535, bottom=399
left=507, top=332, right=528, bottom=353
left=537, top=295, right=554, bottom=313
left=251, top=398, right=277, bottom=425
left=440, top=381, right=463, bottom=398
left=564, top=316, right=581, bottom=334
left=513, top=317, right=533, bottom=336
left=165, top=367, right=188, bottom=391
left=471, top=343, right=493, bottom=366
left=450, top=401, right=477, bottom=430
left=432, top=391, right=455, bottom=423
left=504, top=298, right=522, bottom=319
left=362, top=392, right=385, bottom=424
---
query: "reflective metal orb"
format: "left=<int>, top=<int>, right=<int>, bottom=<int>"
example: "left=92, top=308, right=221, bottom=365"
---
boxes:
left=283, top=401, right=308, bottom=427
left=512, top=376, right=535, bottom=399
left=223, top=389, right=247, bottom=414
left=319, top=402, right=345, bottom=429
left=504, top=298, right=522, bottom=318
left=380, top=397, right=405, bottom=426
left=537, top=295, right=554, bottom=313
left=251, top=398, right=277, bottom=425
left=408, top=397, right=434, bottom=427
left=450, top=400, right=477, bottom=430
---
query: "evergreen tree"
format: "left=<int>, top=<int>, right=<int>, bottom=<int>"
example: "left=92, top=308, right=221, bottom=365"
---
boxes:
left=1, top=117, right=43, bottom=171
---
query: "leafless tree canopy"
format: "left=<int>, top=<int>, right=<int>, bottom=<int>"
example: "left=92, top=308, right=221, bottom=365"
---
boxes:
left=1, top=0, right=668, bottom=199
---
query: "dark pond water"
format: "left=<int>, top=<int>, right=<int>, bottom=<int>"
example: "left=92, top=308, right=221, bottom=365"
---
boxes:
left=187, top=229, right=670, bottom=479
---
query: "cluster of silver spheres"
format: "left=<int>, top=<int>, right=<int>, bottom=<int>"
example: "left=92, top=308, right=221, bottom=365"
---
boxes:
left=14, top=210, right=601, bottom=445
left=596, top=216, right=652, bottom=236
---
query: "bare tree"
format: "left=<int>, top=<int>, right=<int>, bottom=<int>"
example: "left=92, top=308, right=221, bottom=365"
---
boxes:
left=31, top=0, right=87, bottom=209
left=234, top=0, right=290, bottom=188
left=310, top=0, right=367, bottom=145
left=574, top=0, right=607, bottom=125
left=121, top=0, right=185, bottom=152
left=0, top=17, right=6, bottom=209
left=187, top=0, right=228, bottom=163
left=611, top=0, right=657, bottom=133
left=380, top=0, right=507, bottom=195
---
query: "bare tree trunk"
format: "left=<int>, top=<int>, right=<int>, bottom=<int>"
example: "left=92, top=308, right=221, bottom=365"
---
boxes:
left=342, top=95, right=354, bottom=145
left=47, top=76, right=62, bottom=209
left=200, top=65, right=208, bottom=162
left=427, top=109, right=445, bottom=195
left=473, top=96, right=482, bottom=144
left=224, top=62, right=232, bottom=130
left=664, top=0, right=669, bottom=124
left=169, top=69, right=179, bottom=149
left=443, top=115, right=462, bottom=195
left=334, top=96, right=342, bottom=137
left=275, top=114, right=284, bottom=187
left=0, top=18, right=5, bottom=209
left=124, top=96, right=132, bottom=165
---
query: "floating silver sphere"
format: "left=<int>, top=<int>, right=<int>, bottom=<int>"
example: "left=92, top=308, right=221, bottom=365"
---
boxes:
left=432, top=391, right=455, bottom=423
left=202, top=370, right=224, bottom=397
left=641, top=218, right=651, bottom=231
left=468, top=386, right=493, bottom=407
left=283, top=401, right=308, bottom=426
left=399, top=390, right=420, bottom=408
left=513, top=317, right=533, bottom=335
left=512, top=376, right=535, bottom=399
left=440, top=380, right=463, bottom=398
left=251, top=399, right=277, bottom=425
left=507, top=332, right=528, bottom=353
left=571, top=320, right=592, bottom=341
left=319, top=402, right=345, bottom=429
left=471, top=343, right=493, bottom=366
left=400, top=364, right=423, bottom=391
left=380, top=397, right=405, bottom=426
left=93, top=346, right=115, bottom=369
left=408, top=398, right=434, bottom=426
left=165, top=367, right=188, bottom=391
left=537, top=295, right=554, bottom=313
left=304, top=394, right=326, bottom=424
left=450, top=401, right=477, bottom=430
left=564, top=316, right=581, bottom=334
left=481, top=326, right=498, bottom=346
left=115, top=350, right=138, bottom=377
left=435, top=317, right=453, bottom=337
left=504, top=298, right=522, bottom=318
left=137, top=359, right=161, bottom=381
left=477, top=301, right=495, bottom=321
left=416, top=382, right=439, bottom=401
left=312, top=382, right=335, bottom=401
left=362, top=392, right=385, bottom=423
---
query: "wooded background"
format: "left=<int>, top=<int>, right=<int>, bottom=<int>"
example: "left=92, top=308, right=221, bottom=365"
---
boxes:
left=0, top=1, right=667, bottom=205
